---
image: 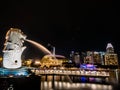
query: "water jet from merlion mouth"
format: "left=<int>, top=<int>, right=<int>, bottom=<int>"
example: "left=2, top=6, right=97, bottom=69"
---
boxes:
left=25, top=39, right=52, bottom=55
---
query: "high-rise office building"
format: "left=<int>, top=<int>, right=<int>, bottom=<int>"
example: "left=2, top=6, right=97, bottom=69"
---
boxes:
left=84, top=51, right=93, bottom=64
left=74, top=52, right=80, bottom=66
left=106, top=43, right=114, bottom=53
left=93, top=51, right=101, bottom=65
left=70, top=51, right=75, bottom=63
left=104, top=43, right=118, bottom=66
left=69, top=51, right=81, bottom=67
left=84, top=51, right=105, bottom=65
left=93, top=51, right=105, bottom=65
left=81, top=52, right=86, bottom=64
left=99, top=51, right=105, bottom=65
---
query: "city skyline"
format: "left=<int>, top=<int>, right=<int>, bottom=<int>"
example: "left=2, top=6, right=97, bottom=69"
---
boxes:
left=0, top=1, right=119, bottom=58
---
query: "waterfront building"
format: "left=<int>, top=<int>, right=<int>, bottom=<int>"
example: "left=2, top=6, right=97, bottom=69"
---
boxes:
left=99, top=51, right=105, bottom=65
left=69, top=51, right=75, bottom=63
left=93, top=51, right=105, bottom=65
left=82, top=51, right=106, bottom=66
left=84, top=51, right=93, bottom=64
left=104, top=43, right=118, bottom=66
left=74, top=52, right=80, bottom=67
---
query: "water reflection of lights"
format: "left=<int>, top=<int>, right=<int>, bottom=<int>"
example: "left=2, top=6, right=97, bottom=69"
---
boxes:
left=91, top=84, right=97, bottom=89
left=41, top=81, right=112, bottom=90
left=0, top=67, right=30, bottom=77
left=76, top=83, right=80, bottom=87
left=66, top=82, right=70, bottom=88
left=44, top=82, right=48, bottom=87
left=48, top=81, right=52, bottom=87
left=81, top=83, right=86, bottom=87
left=103, top=85, right=108, bottom=89
left=58, top=82, right=62, bottom=89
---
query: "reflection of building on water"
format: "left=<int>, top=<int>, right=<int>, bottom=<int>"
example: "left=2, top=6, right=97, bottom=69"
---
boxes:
left=41, top=81, right=112, bottom=90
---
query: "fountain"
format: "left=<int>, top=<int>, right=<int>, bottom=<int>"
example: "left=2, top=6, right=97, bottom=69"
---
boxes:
left=0, top=28, right=41, bottom=90
left=26, top=39, right=52, bottom=55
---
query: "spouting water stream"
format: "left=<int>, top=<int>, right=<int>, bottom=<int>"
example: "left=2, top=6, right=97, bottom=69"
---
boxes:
left=26, top=39, right=52, bottom=55
left=26, top=39, right=73, bottom=83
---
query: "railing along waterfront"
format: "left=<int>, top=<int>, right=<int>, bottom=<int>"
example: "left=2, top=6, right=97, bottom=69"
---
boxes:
left=31, top=68, right=110, bottom=78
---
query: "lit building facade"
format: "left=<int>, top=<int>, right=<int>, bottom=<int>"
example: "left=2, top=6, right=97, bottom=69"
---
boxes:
left=93, top=51, right=105, bottom=65
left=84, top=51, right=93, bottom=64
left=104, top=43, right=118, bottom=66
left=69, top=51, right=75, bottom=63
left=83, top=51, right=105, bottom=65
left=69, top=51, right=81, bottom=67
left=74, top=52, right=80, bottom=66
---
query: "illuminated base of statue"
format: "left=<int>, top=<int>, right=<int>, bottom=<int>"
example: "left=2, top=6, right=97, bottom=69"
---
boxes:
left=0, top=67, right=31, bottom=77
left=0, top=67, right=41, bottom=90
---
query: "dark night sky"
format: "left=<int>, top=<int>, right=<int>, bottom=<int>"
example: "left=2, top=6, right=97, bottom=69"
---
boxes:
left=0, top=0, right=120, bottom=58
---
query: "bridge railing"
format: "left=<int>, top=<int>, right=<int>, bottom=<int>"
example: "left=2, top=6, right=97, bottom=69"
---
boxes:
left=31, top=68, right=110, bottom=77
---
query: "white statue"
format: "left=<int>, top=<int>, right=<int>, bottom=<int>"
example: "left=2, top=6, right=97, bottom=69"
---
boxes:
left=2, top=28, right=26, bottom=69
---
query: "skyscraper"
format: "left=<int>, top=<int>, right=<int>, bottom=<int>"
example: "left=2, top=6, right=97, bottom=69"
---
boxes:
left=106, top=43, right=114, bottom=53
left=104, top=43, right=118, bottom=66
left=84, top=51, right=93, bottom=64
left=74, top=52, right=80, bottom=66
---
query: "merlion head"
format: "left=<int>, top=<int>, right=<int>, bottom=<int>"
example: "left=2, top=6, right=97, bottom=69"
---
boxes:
left=5, top=28, right=27, bottom=44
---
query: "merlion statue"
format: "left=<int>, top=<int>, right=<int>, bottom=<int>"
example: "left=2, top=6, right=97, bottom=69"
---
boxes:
left=2, top=28, right=26, bottom=69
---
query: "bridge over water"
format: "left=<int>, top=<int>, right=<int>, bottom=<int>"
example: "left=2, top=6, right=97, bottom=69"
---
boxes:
left=30, top=68, right=111, bottom=84
left=32, top=68, right=110, bottom=77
